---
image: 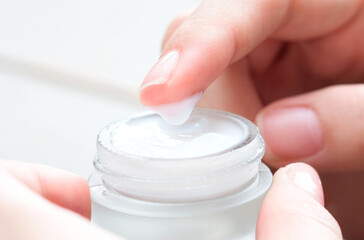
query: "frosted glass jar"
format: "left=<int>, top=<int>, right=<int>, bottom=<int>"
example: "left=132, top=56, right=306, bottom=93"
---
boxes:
left=89, top=109, right=272, bottom=240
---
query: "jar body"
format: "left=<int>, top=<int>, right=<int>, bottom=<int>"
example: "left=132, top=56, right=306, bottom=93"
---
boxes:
left=89, top=110, right=272, bottom=239
left=89, top=163, right=272, bottom=240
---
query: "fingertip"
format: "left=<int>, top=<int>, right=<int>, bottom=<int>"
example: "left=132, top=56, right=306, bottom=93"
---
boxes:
left=71, top=175, right=92, bottom=219
left=259, top=107, right=323, bottom=158
left=69, top=176, right=92, bottom=219
left=256, top=106, right=325, bottom=171
left=256, top=112, right=283, bottom=168
left=257, top=85, right=364, bottom=171
left=257, top=163, right=340, bottom=240
left=140, top=7, right=237, bottom=106
left=140, top=45, right=227, bottom=105
left=40, top=168, right=92, bottom=219
left=0, top=161, right=92, bottom=219
left=284, top=162, right=324, bottom=205
left=139, top=78, right=169, bottom=106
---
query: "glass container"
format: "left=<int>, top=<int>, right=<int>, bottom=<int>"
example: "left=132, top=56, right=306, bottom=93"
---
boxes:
left=89, top=109, right=272, bottom=240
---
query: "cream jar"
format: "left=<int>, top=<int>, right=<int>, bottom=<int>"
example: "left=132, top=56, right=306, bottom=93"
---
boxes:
left=89, top=109, right=272, bottom=240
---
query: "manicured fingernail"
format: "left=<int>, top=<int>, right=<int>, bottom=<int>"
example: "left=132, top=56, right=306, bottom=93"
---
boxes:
left=140, top=50, right=179, bottom=90
left=258, top=108, right=323, bottom=159
left=286, top=163, right=324, bottom=204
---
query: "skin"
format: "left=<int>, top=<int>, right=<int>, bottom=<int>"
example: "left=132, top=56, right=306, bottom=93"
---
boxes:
left=140, top=0, right=364, bottom=238
left=0, top=160, right=122, bottom=240
left=0, top=160, right=341, bottom=239
left=1, top=0, right=362, bottom=238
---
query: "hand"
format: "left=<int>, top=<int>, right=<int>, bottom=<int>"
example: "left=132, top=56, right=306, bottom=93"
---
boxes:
left=0, top=160, right=340, bottom=240
left=0, top=160, right=121, bottom=240
left=257, top=163, right=341, bottom=240
left=139, top=0, right=364, bottom=237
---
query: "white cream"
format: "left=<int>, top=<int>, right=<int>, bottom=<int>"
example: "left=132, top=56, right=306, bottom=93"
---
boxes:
left=147, top=92, right=203, bottom=125
left=109, top=110, right=248, bottom=159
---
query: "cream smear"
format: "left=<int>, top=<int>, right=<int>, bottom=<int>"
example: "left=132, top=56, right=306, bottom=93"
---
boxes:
left=147, top=92, right=203, bottom=125
left=109, top=110, right=248, bottom=159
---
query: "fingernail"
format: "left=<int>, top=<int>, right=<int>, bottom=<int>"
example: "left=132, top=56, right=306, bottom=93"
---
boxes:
left=258, top=108, right=323, bottom=159
left=140, top=50, right=180, bottom=90
left=286, top=163, right=324, bottom=204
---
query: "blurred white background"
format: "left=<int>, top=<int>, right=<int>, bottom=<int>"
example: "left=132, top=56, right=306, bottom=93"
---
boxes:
left=0, top=0, right=200, bottom=178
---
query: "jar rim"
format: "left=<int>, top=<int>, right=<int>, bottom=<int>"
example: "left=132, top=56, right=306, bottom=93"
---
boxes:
left=97, top=108, right=260, bottom=162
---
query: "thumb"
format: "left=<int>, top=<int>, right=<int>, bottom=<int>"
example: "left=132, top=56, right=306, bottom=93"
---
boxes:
left=0, top=165, right=121, bottom=240
left=257, top=163, right=342, bottom=240
left=256, top=85, right=364, bottom=171
left=0, top=160, right=91, bottom=219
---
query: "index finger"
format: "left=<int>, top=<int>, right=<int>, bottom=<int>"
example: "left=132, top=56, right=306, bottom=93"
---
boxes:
left=139, top=0, right=361, bottom=106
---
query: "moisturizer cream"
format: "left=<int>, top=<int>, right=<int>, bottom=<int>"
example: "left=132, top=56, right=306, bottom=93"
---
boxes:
left=147, top=92, right=202, bottom=125
left=89, top=109, right=272, bottom=239
left=109, top=108, right=246, bottom=159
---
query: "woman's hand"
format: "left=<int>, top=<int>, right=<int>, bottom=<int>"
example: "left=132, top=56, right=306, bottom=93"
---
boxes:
left=139, top=0, right=364, bottom=171
left=139, top=0, right=364, bottom=237
left=257, top=163, right=341, bottom=240
left=0, top=160, right=341, bottom=240
left=0, top=160, right=121, bottom=240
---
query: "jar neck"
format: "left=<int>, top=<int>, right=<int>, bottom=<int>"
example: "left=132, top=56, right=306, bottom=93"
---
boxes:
left=95, top=160, right=261, bottom=203
left=95, top=137, right=265, bottom=203
left=89, top=163, right=273, bottom=217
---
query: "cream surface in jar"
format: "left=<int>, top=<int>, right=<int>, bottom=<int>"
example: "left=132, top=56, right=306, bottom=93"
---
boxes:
left=109, top=109, right=247, bottom=159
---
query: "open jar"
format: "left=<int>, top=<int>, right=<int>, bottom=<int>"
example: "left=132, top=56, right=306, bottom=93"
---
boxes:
left=89, top=109, right=272, bottom=240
